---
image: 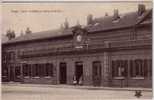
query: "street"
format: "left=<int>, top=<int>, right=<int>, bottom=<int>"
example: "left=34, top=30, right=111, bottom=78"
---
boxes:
left=2, top=84, right=153, bottom=100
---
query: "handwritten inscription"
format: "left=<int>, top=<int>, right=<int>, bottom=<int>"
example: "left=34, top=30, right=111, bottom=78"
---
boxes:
left=11, top=9, right=63, bottom=13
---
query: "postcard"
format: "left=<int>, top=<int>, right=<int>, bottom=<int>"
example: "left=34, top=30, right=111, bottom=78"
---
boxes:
left=1, top=1, right=153, bottom=100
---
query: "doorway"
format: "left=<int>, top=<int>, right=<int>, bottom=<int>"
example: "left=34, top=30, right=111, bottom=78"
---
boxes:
left=9, top=65, right=21, bottom=82
left=75, top=62, right=83, bottom=84
left=14, top=66, right=21, bottom=82
left=92, top=61, right=102, bottom=86
left=9, top=66, right=15, bottom=81
left=59, top=63, right=67, bottom=84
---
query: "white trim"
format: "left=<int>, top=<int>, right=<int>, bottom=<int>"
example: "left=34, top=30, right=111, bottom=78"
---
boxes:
left=32, top=76, right=40, bottom=78
left=113, top=76, right=125, bottom=80
left=2, top=76, right=7, bottom=78
left=75, top=46, right=83, bottom=49
left=17, top=76, right=21, bottom=78
left=132, top=77, right=144, bottom=79
left=24, top=76, right=30, bottom=78
left=44, top=76, right=51, bottom=78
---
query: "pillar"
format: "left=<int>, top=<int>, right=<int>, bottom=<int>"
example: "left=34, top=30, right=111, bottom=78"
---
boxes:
left=148, top=59, right=152, bottom=79
left=83, top=57, right=92, bottom=85
left=31, top=64, right=33, bottom=78
left=20, top=63, right=24, bottom=83
left=8, top=64, right=11, bottom=81
left=67, top=59, right=75, bottom=85
left=100, top=56, right=104, bottom=86
left=103, top=52, right=111, bottom=86
left=12, top=64, right=15, bottom=81
left=53, top=59, right=58, bottom=84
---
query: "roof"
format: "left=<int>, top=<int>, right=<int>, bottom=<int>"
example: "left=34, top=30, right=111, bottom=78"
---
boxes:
left=3, top=9, right=152, bottom=45
left=2, top=34, right=9, bottom=43
left=3, top=28, right=73, bottom=44
left=85, top=9, right=152, bottom=32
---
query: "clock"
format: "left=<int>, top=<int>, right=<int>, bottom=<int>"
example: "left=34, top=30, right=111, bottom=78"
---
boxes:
left=72, top=26, right=87, bottom=49
left=76, top=35, right=82, bottom=42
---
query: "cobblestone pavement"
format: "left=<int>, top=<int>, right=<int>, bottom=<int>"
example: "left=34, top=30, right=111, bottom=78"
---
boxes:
left=2, top=84, right=153, bottom=100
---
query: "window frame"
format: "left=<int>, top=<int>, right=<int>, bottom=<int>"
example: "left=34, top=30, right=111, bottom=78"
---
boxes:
left=130, top=59, right=147, bottom=79
left=112, top=60, right=127, bottom=79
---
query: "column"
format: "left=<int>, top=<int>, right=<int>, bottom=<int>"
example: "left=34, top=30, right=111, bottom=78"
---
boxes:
left=100, top=57, right=104, bottom=86
left=20, top=63, right=24, bottom=83
left=29, top=64, right=32, bottom=78
left=67, top=59, right=75, bottom=85
left=127, top=60, right=130, bottom=79
left=54, top=60, right=58, bottom=84
left=12, top=64, right=15, bottom=81
left=148, top=59, right=152, bottom=79
left=8, top=64, right=11, bottom=81
left=31, top=64, right=34, bottom=77
left=103, top=52, right=111, bottom=87
left=126, top=60, right=130, bottom=87
left=83, top=57, right=92, bottom=85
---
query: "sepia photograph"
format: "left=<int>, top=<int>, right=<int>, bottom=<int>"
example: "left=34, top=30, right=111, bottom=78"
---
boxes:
left=1, top=1, right=153, bottom=100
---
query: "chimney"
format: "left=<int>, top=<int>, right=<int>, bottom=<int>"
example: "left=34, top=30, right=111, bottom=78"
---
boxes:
left=138, top=4, right=146, bottom=16
left=113, top=9, right=120, bottom=20
left=64, top=18, right=69, bottom=29
left=20, top=30, right=24, bottom=36
left=60, top=24, right=64, bottom=30
left=105, top=12, right=108, bottom=16
left=6, top=29, right=16, bottom=40
left=87, top=14, right=93, bottom=25
left=76, top=20, right=81, bottom=26
left=25, top=27, right=32, bottom=34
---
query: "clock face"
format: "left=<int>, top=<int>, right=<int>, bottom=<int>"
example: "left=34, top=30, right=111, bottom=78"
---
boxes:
left=76, top=35, right=82, bottom=42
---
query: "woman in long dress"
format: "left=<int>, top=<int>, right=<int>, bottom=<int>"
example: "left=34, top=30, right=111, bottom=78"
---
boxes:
left=79, top=76, right=83, bottom=85
left=73, top=75, right=77, bottom=85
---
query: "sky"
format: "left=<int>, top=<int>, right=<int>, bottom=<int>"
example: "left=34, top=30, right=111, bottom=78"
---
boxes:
left=2, top=1, right=152, bottom=36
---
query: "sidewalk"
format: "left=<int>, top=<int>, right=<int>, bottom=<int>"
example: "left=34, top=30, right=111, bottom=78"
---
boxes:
left=2, top=82, right=152, bottom=92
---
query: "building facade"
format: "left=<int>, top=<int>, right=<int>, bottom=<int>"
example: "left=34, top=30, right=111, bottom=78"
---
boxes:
left=2, top=5, right=152, bottom=88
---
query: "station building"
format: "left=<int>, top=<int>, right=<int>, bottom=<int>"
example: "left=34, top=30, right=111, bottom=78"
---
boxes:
left=2, top=4, right=152, bottom=87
